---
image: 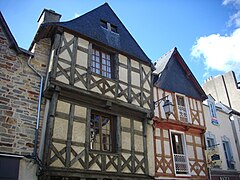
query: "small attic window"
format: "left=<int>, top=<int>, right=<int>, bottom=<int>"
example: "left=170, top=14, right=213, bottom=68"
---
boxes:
left=100, top=19, right=118, bottom=33
left=111, top=24, right=117, bottom=33
left=100, top=20, right=107, bottom=29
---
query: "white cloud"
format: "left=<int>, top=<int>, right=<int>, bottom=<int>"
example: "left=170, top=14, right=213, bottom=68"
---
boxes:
left=223, top=0, right=240, bottom=27
left=191, top=28, right=240, bottom=75
left=222, top=0, right=240, bottom=6
left=191, top=0, right=240, bottom=78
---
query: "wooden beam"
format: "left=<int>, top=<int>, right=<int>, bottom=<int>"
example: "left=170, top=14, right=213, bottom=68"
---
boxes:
left=66, top=104, right=75, bottom=167
left=117, top=116, right=121, bottom=173
left=85, top=108, right=91, bottom=169
left=142, top=119, right=148, bottom=175
left=87, top=43, right=92, bottom=90
left=114, top=53, right=119, bottom=99
left=70, top=37, right=78, bottom=85
left=139, top=64, right=143, bottom=107
left=130, top=119, right=135, bottom=173
left=127, top=58, right=132, bottom=103
left=51, top=33, right=62, bottom=79
left=43, top=87, right=60, bottom=166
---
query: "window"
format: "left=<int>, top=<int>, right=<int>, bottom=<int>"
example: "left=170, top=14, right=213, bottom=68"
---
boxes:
left=100, top=19, right=118, bottom=33
left=90, top=111, right=116, bottom=152
left=176, top=95, right=188, bottom=122
left=100, top=20, right=107, bottom=29
left=206, top=137, right=215, bottom=148
left=171, top=131, right=189, bottom=175
left=91, top=48, right=112, bottom=78
left=222, top=140, right=234, bottom=169
left=208, top=101, right=217, bottom=118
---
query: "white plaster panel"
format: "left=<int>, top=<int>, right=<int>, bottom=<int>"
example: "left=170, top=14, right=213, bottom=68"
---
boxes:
left=59, top=49, right=71, bottom=62
left=164, top=141, right=171, bottom=155
left=131, top=71, right=140, bottom=87
left=76, top=51, right=88, bottom=68
left=195, top=136, right=201, bottom=145
left=75, top=105, right=86, bottom=118
left=119, top=66, right=128, bottom=82
left=186, top=134, right=193, bottom=143
left=53, top=118, right=68, bottom=140
left=143, top=79, right=150, bottom=90
left=122, top=132, right=131, bottom=150
left=156, top=139, right=161, bottom=154
left=134, top=121, right=142, bottom=131
left=131, top=59, right=139, bottom=69
left=78, top=37, right=89, bottom=49
left=187, top=145, right=194, bottom=159
left=56, top=75, right=69, bottom=84
left=119, top=54, right=127, bottom=65
left=163, top=129, right=169, bottom=138
left=57, top=101, right=70, bottom=113
left=121, top=117, right=130, bottom=128
left=72, top=122, right=85, bottom=143
left=196, top=147, right=204, bottom=160
left=58, top=60, right=70, bottom=69
left=155, top=128, right=161, bottom=137
left=64, top=32, right=74, bottom=43
left=134, top=134, right=143, bottom=152
left=199, top=112, right=204, bottom=126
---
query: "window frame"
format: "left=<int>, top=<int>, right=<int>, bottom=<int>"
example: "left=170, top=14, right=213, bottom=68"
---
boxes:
left=89, top=110, right=117, bottom=153
left=175, top=93, right=190, bottom=123
left=206, top=137, right=215, bottom=148
left=170, top=130, right=190, bottom=176
left=222, top=139, right=235, bottom=169
left=208, top=100, right=217, bottom=118
left=91, top=46, right=115, bottom=79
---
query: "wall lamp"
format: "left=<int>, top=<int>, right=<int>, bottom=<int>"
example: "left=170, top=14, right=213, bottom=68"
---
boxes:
left=154, top=95, right=174, bottom=117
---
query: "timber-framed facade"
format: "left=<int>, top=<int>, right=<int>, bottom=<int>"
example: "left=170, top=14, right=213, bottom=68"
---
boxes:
left=33, top=4, right=153, bottom=180
left=153, top=47, right=208, bottom=179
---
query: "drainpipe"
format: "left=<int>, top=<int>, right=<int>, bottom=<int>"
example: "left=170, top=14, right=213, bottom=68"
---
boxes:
left=27, top=55, right=43, bottom=159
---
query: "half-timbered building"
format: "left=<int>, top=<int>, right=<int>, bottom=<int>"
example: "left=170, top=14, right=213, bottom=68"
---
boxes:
left=153, top=47, right=208, bottom=179
left=31, top=3, right=153, bottom=179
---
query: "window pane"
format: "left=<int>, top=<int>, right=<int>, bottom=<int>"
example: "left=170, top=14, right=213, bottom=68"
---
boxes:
left=102, top=59, right=106, bottom=65
left=91, top=48, right=112, bottom=78
left=90, top=111, right=115, bottom=152
left=96, top=62, right=100, bottom=69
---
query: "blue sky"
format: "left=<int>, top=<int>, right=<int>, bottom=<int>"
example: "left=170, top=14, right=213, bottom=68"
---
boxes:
left=1, top=0, right=240, bottom=84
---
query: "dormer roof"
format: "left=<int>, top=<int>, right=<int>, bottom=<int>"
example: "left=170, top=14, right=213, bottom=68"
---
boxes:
left=32, top=3, right=152, bottom=65
left=154, top=47, right=207, bottom=101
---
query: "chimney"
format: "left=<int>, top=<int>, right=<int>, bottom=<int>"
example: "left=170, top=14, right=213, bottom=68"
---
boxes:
left=38, top=9, right=61, bottom=27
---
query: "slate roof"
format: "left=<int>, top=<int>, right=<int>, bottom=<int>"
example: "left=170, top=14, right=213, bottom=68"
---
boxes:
left=0, top=12, right=32, bottom=55
left=33, top=3, right=152, bottom=65
left=154, top=47, right=207, bottom=101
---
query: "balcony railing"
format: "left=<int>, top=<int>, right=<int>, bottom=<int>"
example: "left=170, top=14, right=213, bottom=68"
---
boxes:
left=173, top=153, right=189, bottom=174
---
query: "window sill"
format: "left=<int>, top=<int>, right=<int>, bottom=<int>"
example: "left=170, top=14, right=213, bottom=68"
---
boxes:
left=175, top=173, right=191, bottom=177
left=89, top=149, right=119, bottom=156
left=90, top=72, right=116, bottom=82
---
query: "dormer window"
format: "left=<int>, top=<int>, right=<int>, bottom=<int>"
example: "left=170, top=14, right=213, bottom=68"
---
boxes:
left=100, top=19, right=118, bottom=33
left=100, top=20, right=108, bottom=29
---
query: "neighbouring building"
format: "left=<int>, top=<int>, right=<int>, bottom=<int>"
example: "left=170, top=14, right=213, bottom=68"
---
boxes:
left=202, top=71, right=240, bottom=112
left=204, top=95, right=240, bottom=179
left=152, top=47, right=208, bottom=179
left=0, top=12, right=49, bottom=179
left=29, top=3, right=154, bottom=179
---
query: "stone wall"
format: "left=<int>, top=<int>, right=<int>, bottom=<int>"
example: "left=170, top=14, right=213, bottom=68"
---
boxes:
left=0, top=22, right=50, bottom=156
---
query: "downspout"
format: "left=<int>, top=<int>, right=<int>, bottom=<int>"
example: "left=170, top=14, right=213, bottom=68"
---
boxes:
left=27, top=55, right=43, bottom=159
